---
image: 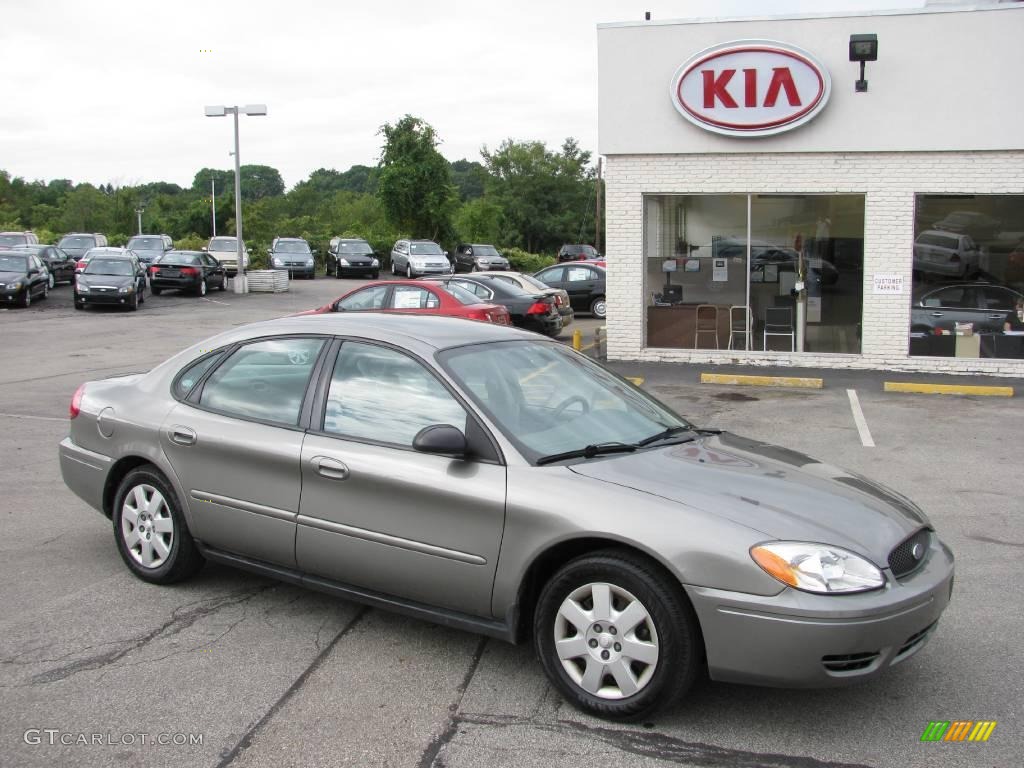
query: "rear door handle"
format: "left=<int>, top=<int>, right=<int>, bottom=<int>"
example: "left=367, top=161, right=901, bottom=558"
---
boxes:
left=930, top=312, right=944, bottom=317
left=169, top=426, right=197, bottom=446
left=312, top=456, right=350, bottom=481
left=988, top=314, right=1005, bottom=319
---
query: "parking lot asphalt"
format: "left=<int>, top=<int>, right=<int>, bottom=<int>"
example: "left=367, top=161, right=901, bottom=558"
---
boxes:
left=1, top=276, right=1021, bottom=767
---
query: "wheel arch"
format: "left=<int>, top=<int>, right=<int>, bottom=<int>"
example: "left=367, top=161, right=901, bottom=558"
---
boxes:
left=102, top=455, right=187, bottom=525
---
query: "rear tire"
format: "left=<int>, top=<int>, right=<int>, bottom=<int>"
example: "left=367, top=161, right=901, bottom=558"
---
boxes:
left=198, top=278, right=207, bottom=297
left=590, top=297, right=607, bottom=320
left=534, top=549, right=701, bottom=721
left=112, top=465, right=204, bottom=584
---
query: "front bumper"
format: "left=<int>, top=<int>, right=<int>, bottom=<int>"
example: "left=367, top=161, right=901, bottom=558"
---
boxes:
left=338, top=264, right=378, bottom=277
left=686, top=536, right=954, bottom=688
left=59, top=437, right=113, bottom=516
left=272, top=265, right=315, bottom=278
left=76, top=291, right=135, bottom=306
left=409, top=264, right=452, bottom=276
left=518, top=314, right=563, bottom=337
left=2, top=287, right=27, bottom=303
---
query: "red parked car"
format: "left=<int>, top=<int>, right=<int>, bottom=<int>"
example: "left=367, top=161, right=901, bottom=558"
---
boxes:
left=300, top=279, right=512, bottom=325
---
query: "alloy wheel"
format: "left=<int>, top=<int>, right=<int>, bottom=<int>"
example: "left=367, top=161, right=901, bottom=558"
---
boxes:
left=120, top=484, right=175, bottom=569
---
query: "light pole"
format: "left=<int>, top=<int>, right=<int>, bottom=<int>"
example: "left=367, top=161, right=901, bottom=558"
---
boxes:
left=135, top=207, right=145, bottom=235
left=210, top=178, right=217, bottom=237
left=204, top=104, right=267, bottom=293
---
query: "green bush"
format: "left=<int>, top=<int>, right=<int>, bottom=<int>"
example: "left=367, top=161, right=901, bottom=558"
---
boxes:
left=173, top=233, right=207, bottom=251
left=501, top=247, right=555, bottom=275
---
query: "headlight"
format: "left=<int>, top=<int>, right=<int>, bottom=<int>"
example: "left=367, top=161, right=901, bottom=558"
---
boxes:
left=338, top=258, right=350, bottom=266
left=750, top=542, right=884, bottom=594
left=76, top=282, right=89, bottom=292
left=118, top=285, right=134, bottom=294
left=371, top=258, right=379, bottom=267
left=12, top=280, right=24, bottom=290
left=305, top=258, right=315, bottom=266
left=272, top=257, right=283, bottom=267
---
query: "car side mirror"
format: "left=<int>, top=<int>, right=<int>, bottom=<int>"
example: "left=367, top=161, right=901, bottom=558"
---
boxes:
left=412, top=424, right=467, bottom=457
left=28, top=268, right=39, bottom=275
left=444, top=251, right=450, bottom=257
left=201, top=247, right=208, bottom=252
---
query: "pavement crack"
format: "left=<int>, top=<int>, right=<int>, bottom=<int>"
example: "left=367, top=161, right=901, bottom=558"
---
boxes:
left=215, top=606, right=370, bottom=768
left=453, top=713, right=877, bottom=768
left=24, top=586, right=273, bottom=685
left=417, top=636, right=488, bottom=768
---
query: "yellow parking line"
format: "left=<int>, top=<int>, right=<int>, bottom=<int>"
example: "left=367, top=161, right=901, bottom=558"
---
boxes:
left=700, top=373, right=823, bottom=389
left=625, top=377, right=644, bottom=386
left=883, top=382, right=1013, bottom=397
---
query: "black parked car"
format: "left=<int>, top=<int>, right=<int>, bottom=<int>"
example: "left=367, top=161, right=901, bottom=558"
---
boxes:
left=0, top=250, right=50, bottom=307
left=14, top=244, right=76, bottom=286
left=557, top=244, right=601, bottom=262
left=74, top=251, right=147, bottom=311
left=533, top=262, right=607, bottom=319
left=425, top=275, right=563, bottom=337
left=452, top=243, right=510, bottom=273
left=150, top=251, right=226, bottom=296
left=910, top=282, right=1023, bottom=335
left=327, top=238, right=380, bottom=279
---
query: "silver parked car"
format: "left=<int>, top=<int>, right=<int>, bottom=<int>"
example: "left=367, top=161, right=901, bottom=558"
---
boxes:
left=59, top=314, right=954, bottom=719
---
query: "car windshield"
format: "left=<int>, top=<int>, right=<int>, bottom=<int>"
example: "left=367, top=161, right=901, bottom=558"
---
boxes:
left=60, top=236, right=96, bottom=249
left=439, top=341, right=691, bottom=463
left=276, top=241, right=311, bottom=254
left=85, top=259, right=133, bottom=276
left=474, top=246, right=500, bottom=257
left=410, top=242, right=443, bottom=255
left=442, top=283, right=485, bottom=306
left=0, top=234, right=27, bottom=247
left=128, top=237, right=163, bottom=250
left=0, top=254, right=28, bottom=271
left=158, top=253, right=200, bottom=265
left=208, top=239, right=238, bottom=251
left=338, top=241, right=373, bottom=255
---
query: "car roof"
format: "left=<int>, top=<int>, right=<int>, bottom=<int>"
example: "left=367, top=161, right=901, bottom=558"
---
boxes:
left=88, top=248, right=131, bottom=256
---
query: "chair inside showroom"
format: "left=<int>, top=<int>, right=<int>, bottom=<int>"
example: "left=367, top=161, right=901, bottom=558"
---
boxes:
left=728, top=305, right=750, bottom=350
left=763, top=307, right=795, bottom=351
left=694, top=304, right=719, bottom=349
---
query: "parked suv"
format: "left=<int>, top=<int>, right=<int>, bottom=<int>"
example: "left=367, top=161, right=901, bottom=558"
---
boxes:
left=204, top=236, right=248, bottom=277
left=452, top=243, right=510, bottom=273
left=557, top=244, right=601, bottom=262
left=269, top=237, right=316, bottom=279
left=327, top=238, right=379, bottom=279
left=913, top=230, right=981, bottom=279
left=58, top=233, right=108, bottom=261
left=389, top=239, right=452, bottom=278
left=0, top=231, right=40, bottom=248
left=127, top=234, right=173, bottom=271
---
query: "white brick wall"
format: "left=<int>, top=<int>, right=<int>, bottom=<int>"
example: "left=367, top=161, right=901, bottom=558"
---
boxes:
left=604, top=151, right=1024, bottom=377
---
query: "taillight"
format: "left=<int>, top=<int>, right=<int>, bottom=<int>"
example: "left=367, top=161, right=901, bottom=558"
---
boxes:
left=70, top=383, right=86, bottom=419
left=526, top=301, right=550, bottom=315
left=180, top=267, right=199, bottom=276
left=150, top=267, right=160, bottom=274
left=76, top=261, right=85, bottom=271
left=554, top=295, right=563, bottom=306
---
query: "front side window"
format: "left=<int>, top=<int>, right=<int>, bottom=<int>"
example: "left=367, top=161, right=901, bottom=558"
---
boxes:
left=451, top=280, right=491, bottom=299
left=198, top=338, right=325, bottom=426
left=337, top=285, right=388, bottom=311
left=323, top=342, right=466, bottom=446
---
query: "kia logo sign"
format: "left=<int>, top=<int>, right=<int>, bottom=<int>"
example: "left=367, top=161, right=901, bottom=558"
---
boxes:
left=670, top=40, right=831, bottom=137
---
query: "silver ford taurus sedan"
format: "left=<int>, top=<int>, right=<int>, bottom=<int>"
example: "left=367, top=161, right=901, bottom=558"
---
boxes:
left=59, top=314, right=954, bottom=720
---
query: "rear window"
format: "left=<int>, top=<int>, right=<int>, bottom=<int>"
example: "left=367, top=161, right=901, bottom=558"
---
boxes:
left=158, top=253, right=201, bottom=266
left=442, top=283, right=484, bottom=306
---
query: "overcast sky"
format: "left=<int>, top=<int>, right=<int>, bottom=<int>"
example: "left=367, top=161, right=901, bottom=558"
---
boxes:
left=2, top=0, right=927, bottom=190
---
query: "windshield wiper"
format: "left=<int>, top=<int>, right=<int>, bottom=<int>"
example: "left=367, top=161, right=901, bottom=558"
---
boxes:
left=637, top=426, right=697, bottom=447
left=536, top=442, right=637, bottom=466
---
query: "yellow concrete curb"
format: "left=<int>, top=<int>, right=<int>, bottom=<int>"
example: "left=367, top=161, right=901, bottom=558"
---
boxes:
left=625, top=376, right=645, bottom=386
left=883, top=382, right=1014, bottom=397
left=700, top=373, right=823, bottom=389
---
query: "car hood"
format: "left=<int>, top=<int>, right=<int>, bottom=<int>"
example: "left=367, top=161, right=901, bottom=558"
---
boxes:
left=340, top=254, right=374, bottom=262
left=569, top=432, right=928, bottom=566
left=0, top=269, right=29, bottom=281
left=78, top=273, right=135, bottom=286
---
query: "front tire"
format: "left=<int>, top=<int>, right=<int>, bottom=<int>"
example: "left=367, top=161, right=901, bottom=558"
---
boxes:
left=112, top=465, right=204, bottom=584
left=48, top=273, right=55, bottom=289
left=533, top=550, right=701, bottom=721
left=20, top=288, right=31, bottom=308
left=406, top=264, right=413, bottom=279
left=371, top=270, right=379, bottom=280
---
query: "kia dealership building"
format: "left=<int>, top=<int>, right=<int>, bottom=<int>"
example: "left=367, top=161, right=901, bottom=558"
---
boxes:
left=598, top=2, right=1024, bottom=375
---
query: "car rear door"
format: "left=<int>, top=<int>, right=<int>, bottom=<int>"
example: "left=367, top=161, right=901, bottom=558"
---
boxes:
left=563, top=265, right=601, bottom=311
left=161, top=336, right=329, bottom=567
left=296, top=339, right=506, bottom=617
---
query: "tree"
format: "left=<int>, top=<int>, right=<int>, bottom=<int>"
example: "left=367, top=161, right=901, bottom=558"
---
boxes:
left=481, top=138, right=594, bottom=253
left=450, top=159, right=487, bottom=201
left=190, top=165, right=284, bottom=201
left=376, top=115, right=457, bottom=241
left=454, top=197, right=504, bottom=244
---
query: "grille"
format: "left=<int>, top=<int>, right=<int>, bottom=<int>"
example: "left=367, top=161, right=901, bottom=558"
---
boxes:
left=822, top=651, right=881, bottom=673
left=888, top=529, right=932, bottom=578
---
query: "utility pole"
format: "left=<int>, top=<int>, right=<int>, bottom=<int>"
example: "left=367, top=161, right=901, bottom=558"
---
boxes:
left=135, top=207, right=144, bottom=235
left=595, top=157, right=603, bottom=253
left=210, top=178, right=217, bottom=237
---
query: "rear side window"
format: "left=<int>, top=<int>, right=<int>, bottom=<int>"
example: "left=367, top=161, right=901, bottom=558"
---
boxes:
left=173, top=353, right=224, bottom=399
left=390, top=285, right=440, bottom=309
left=197, top=338, right=325, bottom=426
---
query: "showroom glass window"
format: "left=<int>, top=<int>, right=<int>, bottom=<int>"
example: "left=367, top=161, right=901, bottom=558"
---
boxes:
left=643, top=195, right=864, bottom=353
left=911, top=195, right=1024, bottom=360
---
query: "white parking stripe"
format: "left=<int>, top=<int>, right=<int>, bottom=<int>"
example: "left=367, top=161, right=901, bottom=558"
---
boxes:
left=846, top=389, right=875, bottom=448
left=0, top=412, right=65, bottom=422
left=202, top=298, right=231, bottom=306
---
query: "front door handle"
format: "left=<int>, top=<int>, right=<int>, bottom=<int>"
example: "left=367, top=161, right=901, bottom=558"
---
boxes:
left=988, top=314, right=1005, bottom=319
left=930, top=312, right=944, bottom=317
left=169, top=426, right=197, bottom=446
left=312, top=456, right=350, bottom=481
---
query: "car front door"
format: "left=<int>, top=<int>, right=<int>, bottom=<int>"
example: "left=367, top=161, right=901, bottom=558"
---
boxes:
left=979, top=286, right=1021, bottom=332
left=160, top=337, right=329, bottom=567
left=297, top=340, right=506, bottom=616
left=917, top=286, right=984, bottom=332
left=334, top=284, right=391, bottom=312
